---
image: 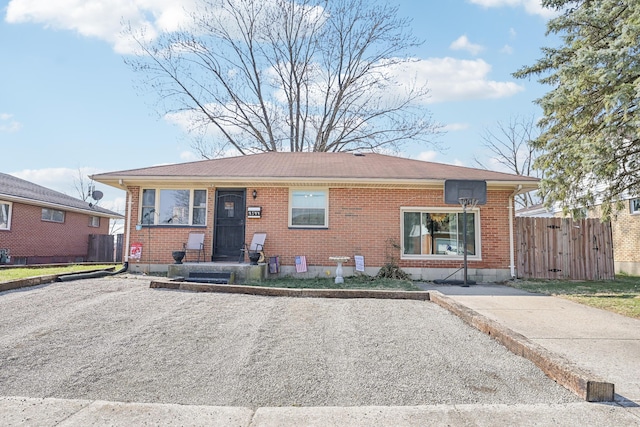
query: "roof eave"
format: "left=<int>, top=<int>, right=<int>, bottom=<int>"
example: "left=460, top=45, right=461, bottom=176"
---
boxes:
left=93, top=175, right=539, bottom=190
left=0, top=194, right=123, bottom=219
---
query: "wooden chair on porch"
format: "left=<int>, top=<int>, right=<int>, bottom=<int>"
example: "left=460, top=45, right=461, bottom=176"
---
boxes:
left=184, top=232, right=205, bottom=262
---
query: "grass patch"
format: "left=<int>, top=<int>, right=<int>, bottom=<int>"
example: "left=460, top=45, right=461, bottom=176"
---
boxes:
left=246, top=274, right=421, bottom=291
left=509, top=275, right=640, bottom=319
left=0, top=264, right=118, bottom=282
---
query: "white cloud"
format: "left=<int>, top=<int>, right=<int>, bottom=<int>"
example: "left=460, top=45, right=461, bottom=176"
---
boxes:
left=500, top=44, right=514, bottom=54
left=0, top=113, right=22, bottom=132
left=468, top=0, right=558, bottom=18
left=5, top=0, right=197, bottom=54
left=442, top=122, right=470, bottom=132
left=416, top=151, right=439, bottom=162
left=179, top=150, right=199, bottom=162
left=449, top=35, right=484, bottom=56
left=402, top=57, right=524, bottom=103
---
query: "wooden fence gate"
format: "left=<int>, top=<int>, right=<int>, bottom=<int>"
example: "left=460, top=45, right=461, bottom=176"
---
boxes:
left=516, top=217, right=614, bottom=280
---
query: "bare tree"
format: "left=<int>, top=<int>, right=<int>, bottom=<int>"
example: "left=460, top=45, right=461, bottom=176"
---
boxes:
left=72, top=168, right=93, bottom=202
left=124, top=0, right=439, bottom=156
left=474, top=115, right=541, bottom=208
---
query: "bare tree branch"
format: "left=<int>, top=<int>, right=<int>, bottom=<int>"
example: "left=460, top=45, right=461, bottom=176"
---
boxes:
left=123, top=0, right=440, bottom=155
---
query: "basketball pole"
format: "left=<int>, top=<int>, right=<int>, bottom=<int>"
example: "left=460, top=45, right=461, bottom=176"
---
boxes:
left=462, top=201, right=469, bottom=286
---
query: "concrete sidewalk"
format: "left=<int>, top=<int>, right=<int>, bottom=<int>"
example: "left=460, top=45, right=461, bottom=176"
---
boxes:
left=424, top=283, right=640, bottom=404
left=2, top=396, right=640, bottom=426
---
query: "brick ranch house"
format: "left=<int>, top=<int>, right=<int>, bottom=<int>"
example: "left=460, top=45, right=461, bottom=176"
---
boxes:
left=0, top=172, right=122, bottom=264
left=92, top=152, right=538, bottom=282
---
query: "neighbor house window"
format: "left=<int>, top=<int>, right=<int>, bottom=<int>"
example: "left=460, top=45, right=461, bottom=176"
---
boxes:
left=289, top=189, right=328, bottom=228
left=631, top=198, right=640, bottom=214
left=42, top=208, right=65, bottom=223
left=140, top=189, right=207, bottom=225
left=89, top=216, right=100, bottom=227
left=401, top=208, right=479, bottom=258
left=0, top=201, right=11, bottom=230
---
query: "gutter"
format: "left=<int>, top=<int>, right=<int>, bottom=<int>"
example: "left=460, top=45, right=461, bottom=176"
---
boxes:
left=509, top=185, right=522, bottom=279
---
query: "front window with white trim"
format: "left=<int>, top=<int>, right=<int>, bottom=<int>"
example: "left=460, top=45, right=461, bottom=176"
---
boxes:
left=630, top=198, right=640, bottom=214
left=0, top=201, right=11, bottom=230
left=141, top=189, right=207, bottom=225
left=401, top=208, right=479, bottom=258
left=289, top=189, right=328, bottom=228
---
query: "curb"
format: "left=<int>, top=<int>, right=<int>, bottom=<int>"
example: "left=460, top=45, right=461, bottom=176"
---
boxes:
left=149, top=280, right=431, bottom=300
left=151, top=279, right=615, bottom=403
left=0, top=275, right=59, bottom=292
left=427, top=291, right=615, bottom=402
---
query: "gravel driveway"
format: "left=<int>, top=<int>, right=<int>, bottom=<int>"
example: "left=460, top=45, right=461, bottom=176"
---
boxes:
left=0, top=276, right=579, bottom=407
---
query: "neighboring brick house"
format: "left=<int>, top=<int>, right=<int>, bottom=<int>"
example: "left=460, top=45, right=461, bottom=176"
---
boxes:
left=0, top=173, right=122, bottom=264
left=92, top=152, right=538, bottom=281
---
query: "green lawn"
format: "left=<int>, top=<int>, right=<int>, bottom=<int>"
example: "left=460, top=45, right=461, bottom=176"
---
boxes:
left=246, top=274, right=421, bottom=291
left=509, top=275, right=640, bottom=319
left=0, top=264, right=117, bottom=282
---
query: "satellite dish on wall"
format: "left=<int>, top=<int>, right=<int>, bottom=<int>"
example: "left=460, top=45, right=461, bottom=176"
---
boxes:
left=91, top=190, right=103, bottom=201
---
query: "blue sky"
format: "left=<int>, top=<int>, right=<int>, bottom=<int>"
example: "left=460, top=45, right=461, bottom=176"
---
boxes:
left=0, top=0, right=556, bottom=212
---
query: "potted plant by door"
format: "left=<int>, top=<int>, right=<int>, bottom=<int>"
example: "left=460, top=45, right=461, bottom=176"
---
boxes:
left=172, top=250, right=186, bottom=264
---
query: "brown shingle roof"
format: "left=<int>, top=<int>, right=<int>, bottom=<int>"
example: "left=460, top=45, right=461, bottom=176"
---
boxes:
left=93, top=152, right=538, bottom=187
left=0, top=173, right=122, bottom=217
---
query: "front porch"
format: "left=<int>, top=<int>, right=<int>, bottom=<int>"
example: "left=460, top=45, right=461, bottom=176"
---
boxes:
left=167, top=262, right=266, bottom=284
left=127, top=260, right=266, bottom=284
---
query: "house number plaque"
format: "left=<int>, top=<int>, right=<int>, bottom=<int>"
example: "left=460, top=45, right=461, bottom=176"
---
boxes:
left=247, top=206, right=262, bottom=218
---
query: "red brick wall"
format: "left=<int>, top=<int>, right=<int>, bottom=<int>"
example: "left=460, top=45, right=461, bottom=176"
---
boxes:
left=0, top=202, right=111, bottom=263
left=126, top=187, right=215, bottom=265
left=124, top=185, right=513, bottom=271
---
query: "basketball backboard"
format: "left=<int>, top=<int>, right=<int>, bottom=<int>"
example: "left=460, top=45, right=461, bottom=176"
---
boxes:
left=444, top=180, right=487, bottom=205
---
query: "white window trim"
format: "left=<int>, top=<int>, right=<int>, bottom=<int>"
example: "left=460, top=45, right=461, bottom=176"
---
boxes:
left=89, top=216, right=100, bottom=228
left=288, top=187, right=329, bottom=228
left=400, top=206, right=482, bottom=261
left=139, top=188, right=207, bottom=226
left=0, top=200, right=12, bottom=231
left=42, top=208, right=65, bottom=223
left=630, top=198, right=640, bottom=215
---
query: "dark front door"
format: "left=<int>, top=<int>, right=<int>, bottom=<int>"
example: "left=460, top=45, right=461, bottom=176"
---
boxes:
left=213, top=190, right=246, bottom=261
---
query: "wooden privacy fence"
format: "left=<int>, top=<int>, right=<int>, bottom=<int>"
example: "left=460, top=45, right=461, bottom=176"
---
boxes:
left=516, top=217, right=614, bottom=280
left=88, top=234, right=115, bottom=263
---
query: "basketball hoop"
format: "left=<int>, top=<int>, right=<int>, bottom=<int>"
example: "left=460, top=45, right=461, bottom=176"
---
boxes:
left=458, top=197, right=479, bottom=210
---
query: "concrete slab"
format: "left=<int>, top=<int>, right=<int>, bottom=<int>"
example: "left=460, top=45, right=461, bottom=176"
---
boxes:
left=0, top=396, right=92, bottom=426
left=59, top=400, right=254, bottom=427
left=3, top=397, right=639, bottom=427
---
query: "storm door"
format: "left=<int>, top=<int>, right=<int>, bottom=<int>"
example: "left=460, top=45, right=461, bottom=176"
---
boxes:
left=213, top=190, right=246, bottom=261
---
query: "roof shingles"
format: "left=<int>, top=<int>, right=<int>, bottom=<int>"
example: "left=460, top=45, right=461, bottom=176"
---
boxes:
left=0, top=172, right=120, bottom=217
left=93, top=152, right=539, bottom=184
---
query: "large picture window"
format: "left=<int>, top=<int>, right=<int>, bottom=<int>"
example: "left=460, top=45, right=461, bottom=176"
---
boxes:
left=402, top=209, right=479, bottom=258
left=290, top=189, right=328, bottom=227
left=0, top=201, right=11, bottom=230
left=141, top=189, right=207, bottom=225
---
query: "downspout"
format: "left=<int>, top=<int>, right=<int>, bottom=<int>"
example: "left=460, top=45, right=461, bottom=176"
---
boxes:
left=124, top=186, right=133, bottom=264
left=508, top=185, right=522, bottom=279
